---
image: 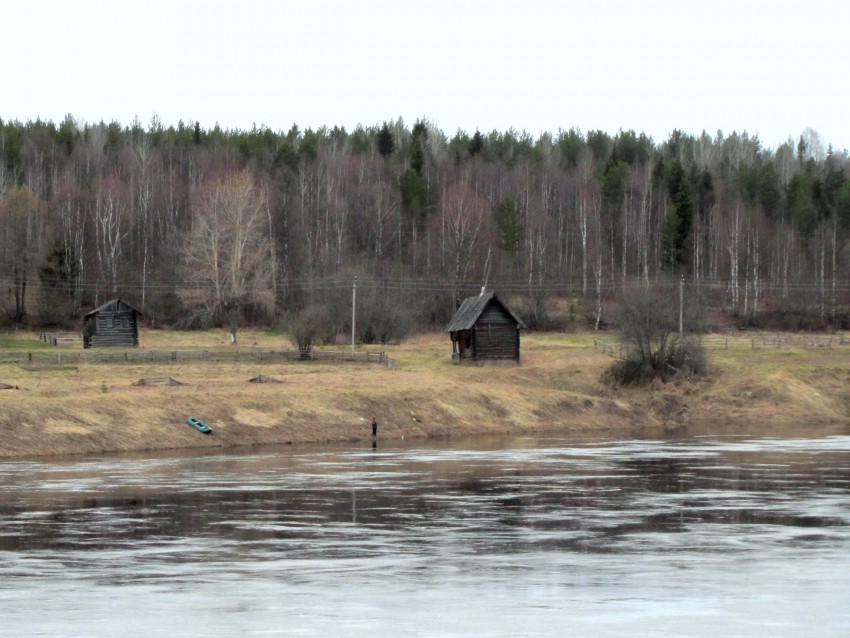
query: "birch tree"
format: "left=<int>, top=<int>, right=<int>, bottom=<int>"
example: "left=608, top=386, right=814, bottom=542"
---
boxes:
left=576, top=150, right=596, bottom=295
left=129, top=137, right=156, bottom=309
left=440, top=182, right=486, bottom=307
left=91, top=177, right=129, bottom=297
left=181, top=171, right=274, bottom=344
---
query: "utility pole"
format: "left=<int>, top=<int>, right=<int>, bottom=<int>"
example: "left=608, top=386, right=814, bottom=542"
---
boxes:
left=679, top=275, right=684, bottom=335
left=351, top=276, right=356, bottom=354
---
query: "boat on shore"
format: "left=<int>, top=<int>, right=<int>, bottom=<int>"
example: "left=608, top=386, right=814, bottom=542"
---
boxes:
left=187, top=416, right=213, bottom=434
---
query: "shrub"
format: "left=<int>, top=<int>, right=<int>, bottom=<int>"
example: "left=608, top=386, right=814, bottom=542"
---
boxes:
left=604, top=337, right=707, bottom=386
left=604, top=283, right=708, bottom=386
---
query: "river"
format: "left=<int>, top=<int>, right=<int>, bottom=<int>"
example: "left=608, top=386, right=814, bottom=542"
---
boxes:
left=0, top=429, right=848, bottom=637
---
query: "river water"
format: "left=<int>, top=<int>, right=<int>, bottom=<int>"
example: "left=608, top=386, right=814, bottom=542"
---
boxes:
left=0, top=429, right=848, bottom=637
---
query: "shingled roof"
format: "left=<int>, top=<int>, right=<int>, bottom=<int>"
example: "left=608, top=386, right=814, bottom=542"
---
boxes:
left=445, top=292, right=526, bottom=332
left=84, top=298, right=143, bottom=318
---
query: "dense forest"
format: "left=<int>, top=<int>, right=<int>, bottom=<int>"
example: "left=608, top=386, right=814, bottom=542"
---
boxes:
left=1, top=115, right=849, bottom=342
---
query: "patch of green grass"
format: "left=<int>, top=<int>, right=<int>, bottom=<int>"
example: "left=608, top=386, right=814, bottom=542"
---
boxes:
left=0, top=333, right=51, bottom=350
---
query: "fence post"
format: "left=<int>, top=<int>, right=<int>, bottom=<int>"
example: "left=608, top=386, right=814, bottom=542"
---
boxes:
left=725, top=338, right=728, bottom=350
left=752, top=339, right=755, bottom=349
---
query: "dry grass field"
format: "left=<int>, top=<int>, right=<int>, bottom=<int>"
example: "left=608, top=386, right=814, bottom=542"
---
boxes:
left=1, top=328, right=848, bottom=458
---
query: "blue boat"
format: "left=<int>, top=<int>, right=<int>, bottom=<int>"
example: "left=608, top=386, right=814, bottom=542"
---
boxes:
left=187, top=416, right=213, bottom=434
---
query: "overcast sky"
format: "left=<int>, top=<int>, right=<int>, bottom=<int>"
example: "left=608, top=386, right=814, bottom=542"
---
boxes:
left=3, top=0, right=848, bottom=151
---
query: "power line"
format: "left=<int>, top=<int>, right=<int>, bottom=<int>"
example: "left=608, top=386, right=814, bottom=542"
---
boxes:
left=8, top=274, right=850, bottom=296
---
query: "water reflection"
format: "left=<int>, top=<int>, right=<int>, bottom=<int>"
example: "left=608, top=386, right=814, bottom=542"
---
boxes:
left=0, top=433, right=848, bottom=637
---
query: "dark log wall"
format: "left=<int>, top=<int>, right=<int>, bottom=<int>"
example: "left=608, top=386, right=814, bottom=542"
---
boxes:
left=473, top=303, right=519, bottom=361
left=83, top=311, right=139, bottom=348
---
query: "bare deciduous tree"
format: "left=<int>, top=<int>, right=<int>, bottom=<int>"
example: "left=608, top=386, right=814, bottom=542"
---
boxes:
left=439, top=182, right=486, bottom=307
left=606, top=283, right=706, bottom=385
left=181, top=171, right=274, bottom=344
left=288, top=304, right=331, bottom=358
left=91, top=177, right=129, bottom=297
left=0, top=186, right=42, bottom=322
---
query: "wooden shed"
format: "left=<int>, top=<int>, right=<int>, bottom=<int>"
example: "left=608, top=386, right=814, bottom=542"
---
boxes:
left=82, top=299, right=142, bottom=348
left=445, top=292, right=526, bottom=363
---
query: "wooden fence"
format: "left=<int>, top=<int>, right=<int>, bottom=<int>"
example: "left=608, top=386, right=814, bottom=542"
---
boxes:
left=594, top=332, right=850, bottom=359
left=381, top=354, right=396, bottom=370
left=39, top=332, right=83, bottom=346
left=0, top=348, right=389, bottom=366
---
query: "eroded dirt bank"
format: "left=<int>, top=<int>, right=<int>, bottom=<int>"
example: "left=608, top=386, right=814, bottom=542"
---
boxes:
left=1, top=332, right=848, bottom=458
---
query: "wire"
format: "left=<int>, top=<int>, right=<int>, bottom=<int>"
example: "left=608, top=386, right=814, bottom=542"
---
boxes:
left=7, top=274, right=850, bottom=296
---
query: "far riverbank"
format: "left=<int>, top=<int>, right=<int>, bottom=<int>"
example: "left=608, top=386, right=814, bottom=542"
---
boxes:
left=1, top=330, right=848, bottom=458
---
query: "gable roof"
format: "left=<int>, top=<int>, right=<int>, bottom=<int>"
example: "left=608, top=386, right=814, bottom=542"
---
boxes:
left=445, top=292, right=526, bottom=332
left=84, top=298, right=143, bottom=318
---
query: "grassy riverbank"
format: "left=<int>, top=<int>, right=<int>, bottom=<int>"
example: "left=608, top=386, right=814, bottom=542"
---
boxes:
left=1, top=329, right=848, bottom=458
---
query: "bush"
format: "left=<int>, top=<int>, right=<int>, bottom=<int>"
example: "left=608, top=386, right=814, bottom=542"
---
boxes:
left=288, top=305, right=331, bottom=357
left=604, top=337, right=707, bottom=386
left=604, top=283, right=708, bottom=386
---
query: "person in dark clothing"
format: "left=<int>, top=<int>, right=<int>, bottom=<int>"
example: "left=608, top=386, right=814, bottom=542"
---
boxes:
left=371, top=417, right=378, bottom=437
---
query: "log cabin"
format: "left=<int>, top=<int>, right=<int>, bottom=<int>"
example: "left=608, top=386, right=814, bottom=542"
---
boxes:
left=82, top=299, right=142, bottom=348
left=445, top=292, right=526, bottom=363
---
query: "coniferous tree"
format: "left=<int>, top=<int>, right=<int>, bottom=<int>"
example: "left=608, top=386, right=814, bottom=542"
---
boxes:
left=410, top=120, right=428, bottom=173
left=494, top=198, right=523, bottom=253
left=787, top=173, right=819, bottom=237
left=660, top=160, right=694, bottom=271
left=468, top=130, right=484, bottom=157
left=696, top=169, right=715, bottom=217
left=555, top=128, right=583, bottom=168
left=400, top=169, right=429, bottom=228
left=400, top=120, right=430, bottom=230
left=376, top=122, right=395, bottom=158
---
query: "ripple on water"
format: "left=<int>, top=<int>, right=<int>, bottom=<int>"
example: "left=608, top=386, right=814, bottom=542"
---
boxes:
left=0, top=433, right=849, bottom=637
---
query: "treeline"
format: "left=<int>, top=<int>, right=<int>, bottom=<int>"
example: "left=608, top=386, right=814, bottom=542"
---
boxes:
left=1, top=115, right=849, bottom=341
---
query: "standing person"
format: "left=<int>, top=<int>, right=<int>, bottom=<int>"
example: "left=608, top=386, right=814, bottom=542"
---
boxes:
left=371, top=417, right=378, bottom=437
